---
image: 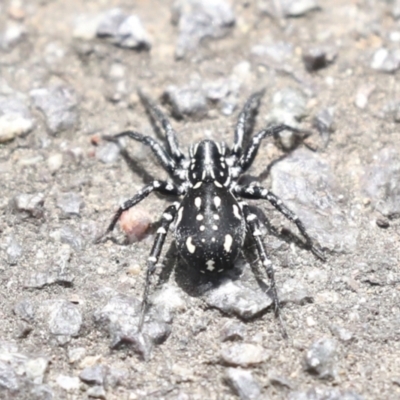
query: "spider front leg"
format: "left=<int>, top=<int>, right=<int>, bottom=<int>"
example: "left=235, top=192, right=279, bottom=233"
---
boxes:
left=241, top=203, right=287, bottom=339
left=231, top=90, right=265, bottom=162
left=103, top=130, right=178, bottom=177
left=95, top=180, right=182, bottom=243
left=234, top=184, right=325, bottom=261
left=238, top=125, right=302, bottom=173
left=139, top=203, right=178, bottom=330
left=138, top=90, right=185, bottom=165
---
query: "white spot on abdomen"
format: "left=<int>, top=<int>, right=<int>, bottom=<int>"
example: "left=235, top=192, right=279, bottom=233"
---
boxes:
left=195, top=197, right=202, bottom=208
left=214, top=196, right=221, bottom=208
left=206, top=259, right=215, bottom=271
left=186, top=237, right=196, bottom=254
left=224, top=234, right=233, bottom=253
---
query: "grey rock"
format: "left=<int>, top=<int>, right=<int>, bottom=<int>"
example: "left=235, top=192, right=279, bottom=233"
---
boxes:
left=220, top=321, right=246, bottom=342
left=24, top=357, right=49, bottom=384
left=225, top=368, right=261, bottom=400
left=104, top=366, right=129, bottom=389
left=370, top=48, right=400, bottom=73
left=96, top=141, right=121, bottom=164
left=150, top=285, right=187, bottom=317
left=205, top=279, right=273, bottom=320
left=11, top=193, right=45, bottom=219
left=93, top=294, right=154, bottom=360
left=302, top=47, right=336, bottom=72
left=380, top=100, right=400, bottom=123
left=0, top=360, right=19, bottom=391
left=67, top=347, right=86, bottom=364
left=363, top=148, right=400, bottom=218
left=163, top=83, right=208, bottom=119
left=259, top=0, right=319, bottom=18
left=29, top=384, right=54, bottom=400
left=313, top=108, right=335, bottom=148
left=56, top=192, right=83, bottom=217
left=87, top=385, right=106, bottom=399
left=270, top=148, right=358, bottom=253
left=96, top=8, right=151, bottom=50
left=289, top=387, right=365, bottom=400
left=267, top=88, right=308, bottom=150
left=59, top=225, right=84, bottom=251
left=173, top=0, right=235, bottom=59
left=304, top=337, right=337, bottom=379
left=30, top=86, right=78, bottom=134
left=0, top=22, right=27, bottom=50
left=56, top=374, right=80, bottom=391
left=0, top=95, right=35, bottom=142
left=6, top=235, right=23, bottom=265
left=14, top=299, right=36, bottom=322
left=39, top=300, right=82, bottom=342
left=221, top=343, right=269, bottom=367
left=79, top=364, right=107, bottom=385
left=330, top=325, right=353, bottom=342
left=24, top=246, right=74, bottom=289
left=279, top=279, right=313, bottom=305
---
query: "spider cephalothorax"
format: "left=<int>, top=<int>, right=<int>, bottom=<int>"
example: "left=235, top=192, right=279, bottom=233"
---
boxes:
left=97, top=90, right=325, bottom=332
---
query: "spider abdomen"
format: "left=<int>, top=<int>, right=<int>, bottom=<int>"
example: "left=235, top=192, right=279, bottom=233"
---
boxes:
left=175, top=182, right=246, bottom=274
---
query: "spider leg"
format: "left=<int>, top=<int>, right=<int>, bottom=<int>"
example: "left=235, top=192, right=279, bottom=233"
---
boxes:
left=95, top=180, right=182, bottom=243
left=231, top=89, right=265, bottom=162
left=241, top=203, right=287, bottom=339
left=238, top=124, right=301, bottom=174
left=103, top=131, right=179, bottom=178
left=138, top=90, right=186, bottom=165
left=234, top=184, right=326, bottom=261
left=139, top=203, right=178, bottom=330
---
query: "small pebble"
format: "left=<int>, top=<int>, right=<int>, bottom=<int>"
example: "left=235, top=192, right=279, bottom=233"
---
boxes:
left=0, top=95, right=34, bottom=143
left=96, top=141, right=120, bottom=164
left=205, top=280, right=273, bottom=320
left=173, top=0, right=235, bottom=59
left=47, top=153, right=63, bottom=173
left=56, top=375, right=80, bottom=392
left=330, top=325, right=353, bottom=342
left=354, top=84, right=375, bottom=109
left=304, top=337, right=337, bottom=379
left=370, top=48, right=400, bottom=73
left=79, top=364, right=107, bottom=385
left=24, top=357, right=48, bottom=384
left=225, top=368, right=261, bottom=400
left=376, top=217, right=390, bottom=229
left=220, top=343, right=269, bottom=367
left=96, top=8, right=151, bottom=50
left=0, top=22, right=26, bottom=50
left=68, top=347, right=86, bottom=364
left=163, top=83, right=208, bottom=119
left=30, top=86, right=78, bottom=135
left=56, top=192, right=83, bottom=217
left=220, top=321, right=246, bottom=342
left=6, top=235, right=23, bottom=265
left=11, top=193, right=45, bottom=219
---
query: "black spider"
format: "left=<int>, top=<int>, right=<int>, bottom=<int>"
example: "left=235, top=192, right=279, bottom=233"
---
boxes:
left=97, top=90, right=325, bottom=334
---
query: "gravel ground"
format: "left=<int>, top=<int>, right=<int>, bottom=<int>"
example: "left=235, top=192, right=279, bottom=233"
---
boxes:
left=1, top=0, right=400, bottom=399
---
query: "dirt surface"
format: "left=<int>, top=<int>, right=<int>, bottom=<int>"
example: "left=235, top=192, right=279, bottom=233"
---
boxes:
left=1, top=0, right=400, bottom=399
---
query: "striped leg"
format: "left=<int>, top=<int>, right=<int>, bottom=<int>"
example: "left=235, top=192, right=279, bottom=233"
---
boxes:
left=231, top=90, right=265, bottom=162
left=238, top=125, right=301, bottom=173
left=138, top=90, right=185, bottom=164
left=139, top=203, right=178, bottom=330
left=234, top=185, right=325, bottom=261
left=242, top=203, right=287, bottom=338
left=103, top=130, right=178, bottom=176
left=96, top=180, right=182, bottom=243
